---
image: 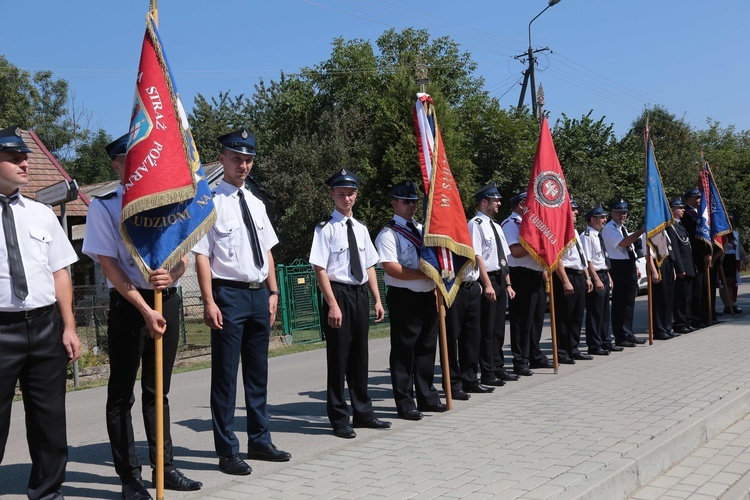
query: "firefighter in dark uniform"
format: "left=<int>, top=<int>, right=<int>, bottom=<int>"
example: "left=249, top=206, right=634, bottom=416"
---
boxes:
left=309, top=169, right=388, bottom=439
left=375, top=181, right=445, bottom=420
left=0, top=126, right=80, bottom=500
left=469, top=183, right=517, bottom=387
left=681, top=188, right=711, bottom=328
left=193, top=129, right=291, bottom=477
left=601, top=199, right=646, bottom=347
left=552, top=200, right=593, bottom=363
left=580, top=205, right=622, bottom=355
left=501, top=192, right=552, bottom=376
left=83, top=134, right=201, bottom=499
left=668, top=198, right=696, bottom=334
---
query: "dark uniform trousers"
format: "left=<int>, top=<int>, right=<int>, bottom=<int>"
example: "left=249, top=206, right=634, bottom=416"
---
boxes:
left=444, top=281, right=481, bottom=391
left=691, top=261, right=708, bottom=325
left=0, top=306, right=67, bottom=500
left=609, top=259, right=638, bottom=343
left=553, top=270, right=586, bottom=360
left=106, top=289, right=179, bottom=484
left=586, top=271, right=612, bottom=350
left=386, top=286, right=440, bottom=414
left=323, top=282, right=374, bottom=430
left=673, top=275, right=693, bottom=329
left=210, top=284, right=272, bottom=458
left=509, top=267, right=547, bottom=371
left=652, top=259, right=675, bottom=334
left=479, top=272, right=508, bottom=378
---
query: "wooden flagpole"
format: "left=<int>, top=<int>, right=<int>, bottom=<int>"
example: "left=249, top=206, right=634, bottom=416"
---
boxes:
left=437, top=294, right=452, bottom=410
left=718, top=266, right=735, bottom=317
left=706, top=261, right=713, bottom=326
left=646, top=247, right=654, bottom=345
left=148, top=1, right=165, bottom=498
left=548, top=278, right=559, bottom=374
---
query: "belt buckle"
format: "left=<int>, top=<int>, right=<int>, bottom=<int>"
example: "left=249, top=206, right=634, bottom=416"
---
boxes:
left=24, top=309, right=34, bottom=320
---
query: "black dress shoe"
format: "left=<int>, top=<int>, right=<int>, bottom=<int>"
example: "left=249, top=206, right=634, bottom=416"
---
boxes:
left=333, top=425, right=357, bottom=438
left=480, top=376, right=505, bottom=387
left=153, top=469, right=202, bottom=491
left=122, top=479, right=152, bottom=500
left=588, top=347, right=609, bottom=356
left=514, top=367, right=534, bottom=376
left=247, top=443, right=291, bottom=462
left=604, top=344, right=624, bottom=352
left=353, top=418, right=391, bottom=429
left=572, top=353, right=593, bottom=361
left=653, top=332, right=672, bottom=340
left=674, top=325, right=692, bottom=334
left=496, top=371, right=520, bottom=381
left=615, top=340, right=636, bottom=348
left=418, top=402, right=448, bottom=412
left=465, top=384, right=495, bottom=394
left=632, top=337, right=646, bottom=344
left=399, top=409, right=423, bottom=421
left=558, top=358, right=575, bottom=365
left=452, top=389, right=471, bottom=400
left=219, top=454, right=252, bottom=475
left=530, top=360, right=554, bottom=369
left=670, top=331, right=681, bottom=337
left=734, top=307, right=743, bottom=313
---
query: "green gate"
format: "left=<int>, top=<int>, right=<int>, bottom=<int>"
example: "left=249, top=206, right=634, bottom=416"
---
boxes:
left=277, top=259, right=322, bottom=344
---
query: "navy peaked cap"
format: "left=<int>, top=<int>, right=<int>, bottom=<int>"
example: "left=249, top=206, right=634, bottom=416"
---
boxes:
left=474, top=182, right=502, bottom=202
left=0, top=125, right=31, bottom=153
left=585, top=205, right=607, bottom=221
left=105, top=133, right=129, bottom=160
left=570, top=199, right=579, bottom=209
left=218, top=128, right=257, bottom=155
left=682, top=187, right=701, bottom=199
left=608, top=199, right=629, bottom=211
left=390, top=180, right=419, bottom=200
left=509, top=192, right=527, bottom=207
left=670, top=198, right=685, bottom=208
left=325, top=169, right=359, bottom=189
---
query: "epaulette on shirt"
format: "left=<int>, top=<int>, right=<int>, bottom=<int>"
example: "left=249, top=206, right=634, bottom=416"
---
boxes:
left=317, top=215, right=333, bottom=228
left=474, top=217, right=482, bottom=224
left=584, top=228, right=590, bottom=236
left=384, top=219, right=395, bottom=228
left=95, top=191, right=117, bottom=200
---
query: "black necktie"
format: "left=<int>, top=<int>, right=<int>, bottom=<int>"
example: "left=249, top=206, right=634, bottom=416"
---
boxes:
left=0, top=196, right=27, bottom=300
left=574, top=239, right=586, bottom=268
left=346, top=219, right=364, bottom=282
left=237, top=189, right=264, bottom=268
left=621, top=226, right=636, bottom=262
left=598, top=232, right=612, bottom=269
left=489, top=220, right=509, bottom=276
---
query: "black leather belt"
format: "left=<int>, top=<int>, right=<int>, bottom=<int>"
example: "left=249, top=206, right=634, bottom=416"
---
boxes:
left=487, top=270, right=503, bottom=276
left=136, top=287, right=178, bottom=298
left=565, top=268, right=586, bottom=275
left=0, top=304, right=55, bottom=322
left=330, top=281, right=365, bottom=290
left=212, top=278, right=265, bottom=290
left=460, top=280, right=477, bottom=289
left=596, top=269, right=609, bottom=274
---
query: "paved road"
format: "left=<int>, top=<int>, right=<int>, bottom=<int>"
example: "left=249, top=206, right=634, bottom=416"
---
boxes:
left=1, top=287, right=748, bottom=499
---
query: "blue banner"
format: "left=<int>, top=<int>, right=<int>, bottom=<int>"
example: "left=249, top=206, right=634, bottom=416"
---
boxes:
left=644, top=136, right=674, bottom=266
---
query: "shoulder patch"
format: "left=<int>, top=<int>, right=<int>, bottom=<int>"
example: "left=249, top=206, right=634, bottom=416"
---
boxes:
left=317, top=215, right=333, bottom=227
left=95, top=191, right=117, bottom=200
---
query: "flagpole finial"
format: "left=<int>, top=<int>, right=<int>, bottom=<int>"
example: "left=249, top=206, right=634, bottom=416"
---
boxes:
left=536, top=83, right=545, bottom=122
left=415, top=51, right=429, bottom=94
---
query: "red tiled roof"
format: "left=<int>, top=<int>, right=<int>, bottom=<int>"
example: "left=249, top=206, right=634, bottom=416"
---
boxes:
left=19, top=129, right=90, bottom=216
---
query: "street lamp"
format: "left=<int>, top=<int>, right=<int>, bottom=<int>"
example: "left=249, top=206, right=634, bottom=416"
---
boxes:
left=516, top=0, right=562, bottom=117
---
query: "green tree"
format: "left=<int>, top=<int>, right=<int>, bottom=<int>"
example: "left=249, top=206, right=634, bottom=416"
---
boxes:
left=63, top=129, right=118, bottom=184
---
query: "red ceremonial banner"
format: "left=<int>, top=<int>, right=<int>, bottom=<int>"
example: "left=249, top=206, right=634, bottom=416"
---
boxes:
left=122, top=15, right=197, bottom=221
left=519, top=117, right=576, bottom=271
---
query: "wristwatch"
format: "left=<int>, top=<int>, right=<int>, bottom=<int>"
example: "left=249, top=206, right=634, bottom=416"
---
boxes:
left=269, top=290, right=281, bottom=296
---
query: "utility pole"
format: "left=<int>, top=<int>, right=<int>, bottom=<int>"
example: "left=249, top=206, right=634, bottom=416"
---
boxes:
left=416, top=51, right=429, bottom=93
left=515, top=0, right=561, bottom=116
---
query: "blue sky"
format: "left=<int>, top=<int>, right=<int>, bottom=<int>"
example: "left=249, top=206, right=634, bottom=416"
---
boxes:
left=3, top=1, right=749, bottom=141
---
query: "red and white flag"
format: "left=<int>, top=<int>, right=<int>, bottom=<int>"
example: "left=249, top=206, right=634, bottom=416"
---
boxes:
left=519, top=117, right=576, bottom=271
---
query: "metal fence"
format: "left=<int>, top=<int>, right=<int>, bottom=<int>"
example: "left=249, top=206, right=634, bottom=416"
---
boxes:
left=74, top=262, right=389, bottom=357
